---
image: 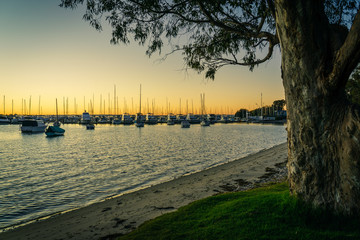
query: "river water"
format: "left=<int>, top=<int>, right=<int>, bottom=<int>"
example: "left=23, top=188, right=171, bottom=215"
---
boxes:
left=0, top=123, right=286, bottom=229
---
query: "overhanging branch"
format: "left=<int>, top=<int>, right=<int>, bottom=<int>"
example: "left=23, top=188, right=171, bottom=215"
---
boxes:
left=330, top=9, right=360, bottom=89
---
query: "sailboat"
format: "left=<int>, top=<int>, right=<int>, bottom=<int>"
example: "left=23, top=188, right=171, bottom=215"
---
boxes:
left=200, top=93, right=210, bottom=126
left=45, top=98, right=65, bottom=137
left=135, top=84, right=145, bottom=127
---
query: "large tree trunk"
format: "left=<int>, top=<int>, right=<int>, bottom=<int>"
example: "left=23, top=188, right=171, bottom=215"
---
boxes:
left=275, top=0, right=360, bottom=214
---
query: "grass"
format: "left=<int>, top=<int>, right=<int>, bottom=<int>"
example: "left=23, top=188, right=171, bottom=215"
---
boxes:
left=118, top=182, right=360, bottom=240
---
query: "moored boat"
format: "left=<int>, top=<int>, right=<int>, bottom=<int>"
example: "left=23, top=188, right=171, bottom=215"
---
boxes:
left=200, top=119, right=210, bottom=126
left=135, top=114, right=145, bottom=127
left=20, top=119, right=47, bottom=133
left=80, top=111, right=91, bottom=124
left=46, top=99, right=65, bottom=136
left=135, top=84, right=145, bottom=128
left=145, top=113, right=158, bottom=125
left=186, top=114, right=200, bottom=124
left=45, top=126, right=65, bottom=137
left=200, top=93, right=210, bottom=126
left=112, top=117, right=122, bottom=125
left=167, top=113, right=176, bottom=125
left=122, top=113, right=134, bottom=125
left=181, top=120, right=190, bottom=128
left=0, top=115, right=10, bottom=125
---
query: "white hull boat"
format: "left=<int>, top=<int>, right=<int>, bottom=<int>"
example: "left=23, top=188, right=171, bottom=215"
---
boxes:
left=21, top=120, right=47, bottom=133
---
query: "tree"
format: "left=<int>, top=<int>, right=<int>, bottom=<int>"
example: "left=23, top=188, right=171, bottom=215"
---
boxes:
left=346, top=65, right=360, bottom=105
left=235, top=108, right=248, bottom=118
left=60, top=0, right=360, bottom=215
left=272, top=99, right=285, bottom=111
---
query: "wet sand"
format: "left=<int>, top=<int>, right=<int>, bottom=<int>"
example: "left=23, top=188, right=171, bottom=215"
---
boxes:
left=0, top=143, right=287, bottom=240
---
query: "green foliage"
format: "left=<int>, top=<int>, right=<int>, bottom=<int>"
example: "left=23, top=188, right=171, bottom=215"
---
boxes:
left=59, top=1, right=360, bottom=79
left=346, top=65, right=360, bottom=105
left=119, top=183, right=360, bottom=240
left=60, top=0, right=278, bottom=79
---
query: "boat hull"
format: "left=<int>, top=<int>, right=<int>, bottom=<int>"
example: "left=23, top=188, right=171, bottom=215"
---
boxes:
left=21, top=126, right=47, bottom=133
left=45, top=132, right=64, bottom=137
left=86, top=124, right=95, bottom=130
left=45, top=126, right=65, bottom=137
left=181, top=121, right=190, bottom=128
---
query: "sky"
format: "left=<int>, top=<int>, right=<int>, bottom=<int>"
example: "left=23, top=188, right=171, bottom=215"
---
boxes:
left=0, top=0, right=284, bottom=115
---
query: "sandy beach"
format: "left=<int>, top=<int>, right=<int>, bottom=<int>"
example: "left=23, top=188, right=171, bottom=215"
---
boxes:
left=0, top=143, right=287, bottom=240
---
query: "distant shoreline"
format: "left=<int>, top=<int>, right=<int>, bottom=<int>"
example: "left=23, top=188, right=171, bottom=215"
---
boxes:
left=0, top=142, right=288, bottom=240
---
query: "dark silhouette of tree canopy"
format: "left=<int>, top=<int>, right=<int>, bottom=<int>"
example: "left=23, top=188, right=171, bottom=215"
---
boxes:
left=60, top=0, right=360, bottom=215
left=272, top=99, right=285, bottom=111
left=235, top=108, right=248, bottom=118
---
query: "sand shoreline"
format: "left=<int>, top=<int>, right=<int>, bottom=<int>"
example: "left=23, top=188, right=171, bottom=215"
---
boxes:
left=1, top=143, right=288, bottom=240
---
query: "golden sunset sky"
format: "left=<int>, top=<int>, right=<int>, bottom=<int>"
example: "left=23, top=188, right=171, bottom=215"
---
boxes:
left=0, top=1, right=284, bottom=115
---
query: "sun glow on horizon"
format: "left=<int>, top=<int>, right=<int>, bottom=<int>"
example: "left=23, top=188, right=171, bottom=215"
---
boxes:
left=0, top=1, right=284, bottom=116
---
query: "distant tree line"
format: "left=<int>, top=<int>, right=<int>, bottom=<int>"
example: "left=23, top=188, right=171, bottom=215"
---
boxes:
left=234, top=64, right=360, bottom=119
left=235, top=99, right=286, bottom=119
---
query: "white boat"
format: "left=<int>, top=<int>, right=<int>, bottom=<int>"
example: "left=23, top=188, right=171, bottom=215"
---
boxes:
left=80, top=111, right=91, bottom=124
left=0, top=115, right=10, bottom=125
left=121, top=113, right=134, bottom=125
left=181, top=120, right=190, bottom=128
left=167, top=113, right=176, bottom=125
left=200, top=93, right=210, bottom=126
left=20, top=119, right=47, bottom=133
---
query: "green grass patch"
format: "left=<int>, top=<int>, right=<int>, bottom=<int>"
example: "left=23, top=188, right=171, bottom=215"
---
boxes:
left=119, top=182, right=360, bottom=240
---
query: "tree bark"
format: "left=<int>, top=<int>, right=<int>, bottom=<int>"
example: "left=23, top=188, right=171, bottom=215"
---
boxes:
left=275, top=0, right=360, bottom=214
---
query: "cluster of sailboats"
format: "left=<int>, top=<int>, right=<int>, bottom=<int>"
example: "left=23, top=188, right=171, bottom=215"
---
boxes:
left=1, top=111, right=238, bottom=133
left=0, top=111, right=246, bottom=138
left=1, top=88, right=247, bottom=134
left=13, top=110, right=216, bottom=135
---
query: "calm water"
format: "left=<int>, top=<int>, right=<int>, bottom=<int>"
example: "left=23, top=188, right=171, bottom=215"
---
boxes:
left=0, top=123, right=286, bottom=229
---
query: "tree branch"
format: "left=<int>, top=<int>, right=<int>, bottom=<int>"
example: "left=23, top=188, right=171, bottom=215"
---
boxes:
left=330, top=9, right=360, bottom=89
left=196, top=1, right=278, bottom=46
left=128, top=0, right=210, bottom=24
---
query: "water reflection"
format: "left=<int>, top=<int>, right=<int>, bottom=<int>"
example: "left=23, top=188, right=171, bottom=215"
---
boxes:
left=0, top=123, right=286, bottom=229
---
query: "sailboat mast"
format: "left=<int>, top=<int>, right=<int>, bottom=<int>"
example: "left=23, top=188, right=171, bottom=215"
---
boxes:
left=139, top=84, right=142, bottom=113
left=56, top=98, right=59, bottom=122
left=200, top=94, right=203, bottom=116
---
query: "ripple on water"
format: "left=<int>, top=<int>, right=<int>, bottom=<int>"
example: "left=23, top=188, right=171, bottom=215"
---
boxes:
left=0, top=123, right=286, bottom=229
